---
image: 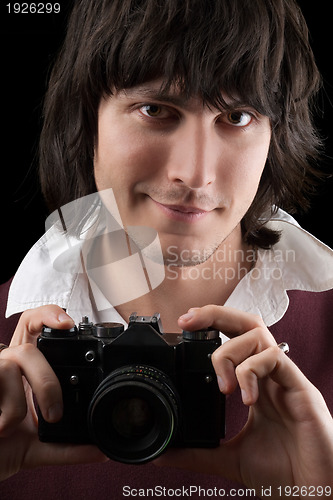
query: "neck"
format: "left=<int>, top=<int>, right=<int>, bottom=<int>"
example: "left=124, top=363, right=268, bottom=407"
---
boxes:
left=114, top=225, right=255, bottom=332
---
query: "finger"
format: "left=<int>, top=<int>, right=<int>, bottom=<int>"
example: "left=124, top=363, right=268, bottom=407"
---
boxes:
left=211, top=327, right=276, bottom=394
left=24, top=440, right=109, bottom=470
left=1, top=344, right=63, bottom=423
left=0, top=439, right=109, bottom=482
left=178, top=305, right=265, bottom=337
left=11, top=305, right=75, bottom=346
left=235, top=346, right=310, bottom=406
left=0, top=359, right=27, bottom=436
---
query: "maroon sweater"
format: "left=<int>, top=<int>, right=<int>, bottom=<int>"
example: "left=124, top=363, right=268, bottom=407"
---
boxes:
left=1, top=278, right=332, bottom=500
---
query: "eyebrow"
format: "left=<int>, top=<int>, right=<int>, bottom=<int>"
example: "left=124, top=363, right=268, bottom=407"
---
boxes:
left=121, top=86, right=197, bottom=110
left=121, top=85, right=256, bottom=113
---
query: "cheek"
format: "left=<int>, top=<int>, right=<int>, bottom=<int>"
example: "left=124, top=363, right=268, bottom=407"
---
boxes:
left=94, top=127, right=170, bottom=190
left=219, top=131, right=271, bottom=203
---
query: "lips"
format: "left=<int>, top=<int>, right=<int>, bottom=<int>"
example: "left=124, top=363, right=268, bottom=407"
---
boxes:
left=150, top=199, right=212, bottom=222
left=161, top=204, right=208, bottom=214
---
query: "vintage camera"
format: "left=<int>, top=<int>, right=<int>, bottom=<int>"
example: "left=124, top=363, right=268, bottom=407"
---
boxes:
left=37, top=313, right=225, bottom=464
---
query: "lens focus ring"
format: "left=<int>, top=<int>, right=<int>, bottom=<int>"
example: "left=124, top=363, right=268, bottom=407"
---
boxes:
left=87, top=365, right=179, bottom=464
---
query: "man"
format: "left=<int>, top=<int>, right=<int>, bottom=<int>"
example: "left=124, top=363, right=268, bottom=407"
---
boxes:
left=1, top=1, right=333, bottom=498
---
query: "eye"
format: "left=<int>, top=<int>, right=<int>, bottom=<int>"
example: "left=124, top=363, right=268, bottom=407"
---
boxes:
left=140, top=104, right=166, bottom=118
left=137, top=103, right=179, bottom=125
left=222, top=111, right=253, bottom=127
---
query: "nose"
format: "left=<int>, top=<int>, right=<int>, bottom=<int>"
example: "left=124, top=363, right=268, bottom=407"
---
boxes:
left=166, top=120, right=217, bottom=189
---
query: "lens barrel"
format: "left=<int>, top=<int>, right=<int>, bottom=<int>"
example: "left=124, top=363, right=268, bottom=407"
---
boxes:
left=87, top=366, right=179, bottom=464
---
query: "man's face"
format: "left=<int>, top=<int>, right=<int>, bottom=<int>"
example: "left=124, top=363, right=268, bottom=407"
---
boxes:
left=94, top=80, right=271, bottom=266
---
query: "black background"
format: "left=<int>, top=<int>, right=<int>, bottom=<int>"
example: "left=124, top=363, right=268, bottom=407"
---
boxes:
left=1, top=1, right=332, bottom=284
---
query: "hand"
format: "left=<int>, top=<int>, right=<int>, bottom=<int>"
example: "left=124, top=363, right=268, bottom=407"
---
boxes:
left=0, top=305, right=107, bottom=481
left=156, top=305, right=333, bottom=498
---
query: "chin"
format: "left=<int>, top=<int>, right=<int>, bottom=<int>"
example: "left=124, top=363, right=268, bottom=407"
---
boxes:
left=160, top=236, right=223, bottom=267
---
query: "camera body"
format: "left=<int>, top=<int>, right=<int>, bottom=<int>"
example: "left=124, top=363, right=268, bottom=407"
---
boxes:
left=37, top=313, right=225, bottom=464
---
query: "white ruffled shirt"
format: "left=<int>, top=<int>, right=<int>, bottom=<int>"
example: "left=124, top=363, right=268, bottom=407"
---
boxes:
left=6, top=209, right=333, bottom=329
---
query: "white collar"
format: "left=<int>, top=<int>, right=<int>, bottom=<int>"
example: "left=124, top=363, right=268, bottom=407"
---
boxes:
left=225, top=210, right=333, bottom=324
left=6, top=209, right=333, bottom=327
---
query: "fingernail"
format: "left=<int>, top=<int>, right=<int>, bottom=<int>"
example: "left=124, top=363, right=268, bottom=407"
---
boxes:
left=47, top=402, right=63, bottom=422
left=241, top=389, right=250, bottom=405
left=179, top=308, right=199, bottom=322
left=58, top=312, right=74, bottom=325
left=179, top=312, right=194, bottom=322
left=217, top=375, right=226, bottom=393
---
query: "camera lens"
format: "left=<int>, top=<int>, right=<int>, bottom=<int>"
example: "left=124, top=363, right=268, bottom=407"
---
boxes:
left=87, top=366, right=179, bottom=464
left=112, top=397, right=153, bottom=438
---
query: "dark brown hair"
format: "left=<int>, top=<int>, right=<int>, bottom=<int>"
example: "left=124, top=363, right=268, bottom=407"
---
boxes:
left=39, top=0, right=322, bottom=248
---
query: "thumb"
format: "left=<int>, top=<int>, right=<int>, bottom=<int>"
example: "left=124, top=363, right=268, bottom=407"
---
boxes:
left=11, top=305, right=75, bottom=346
